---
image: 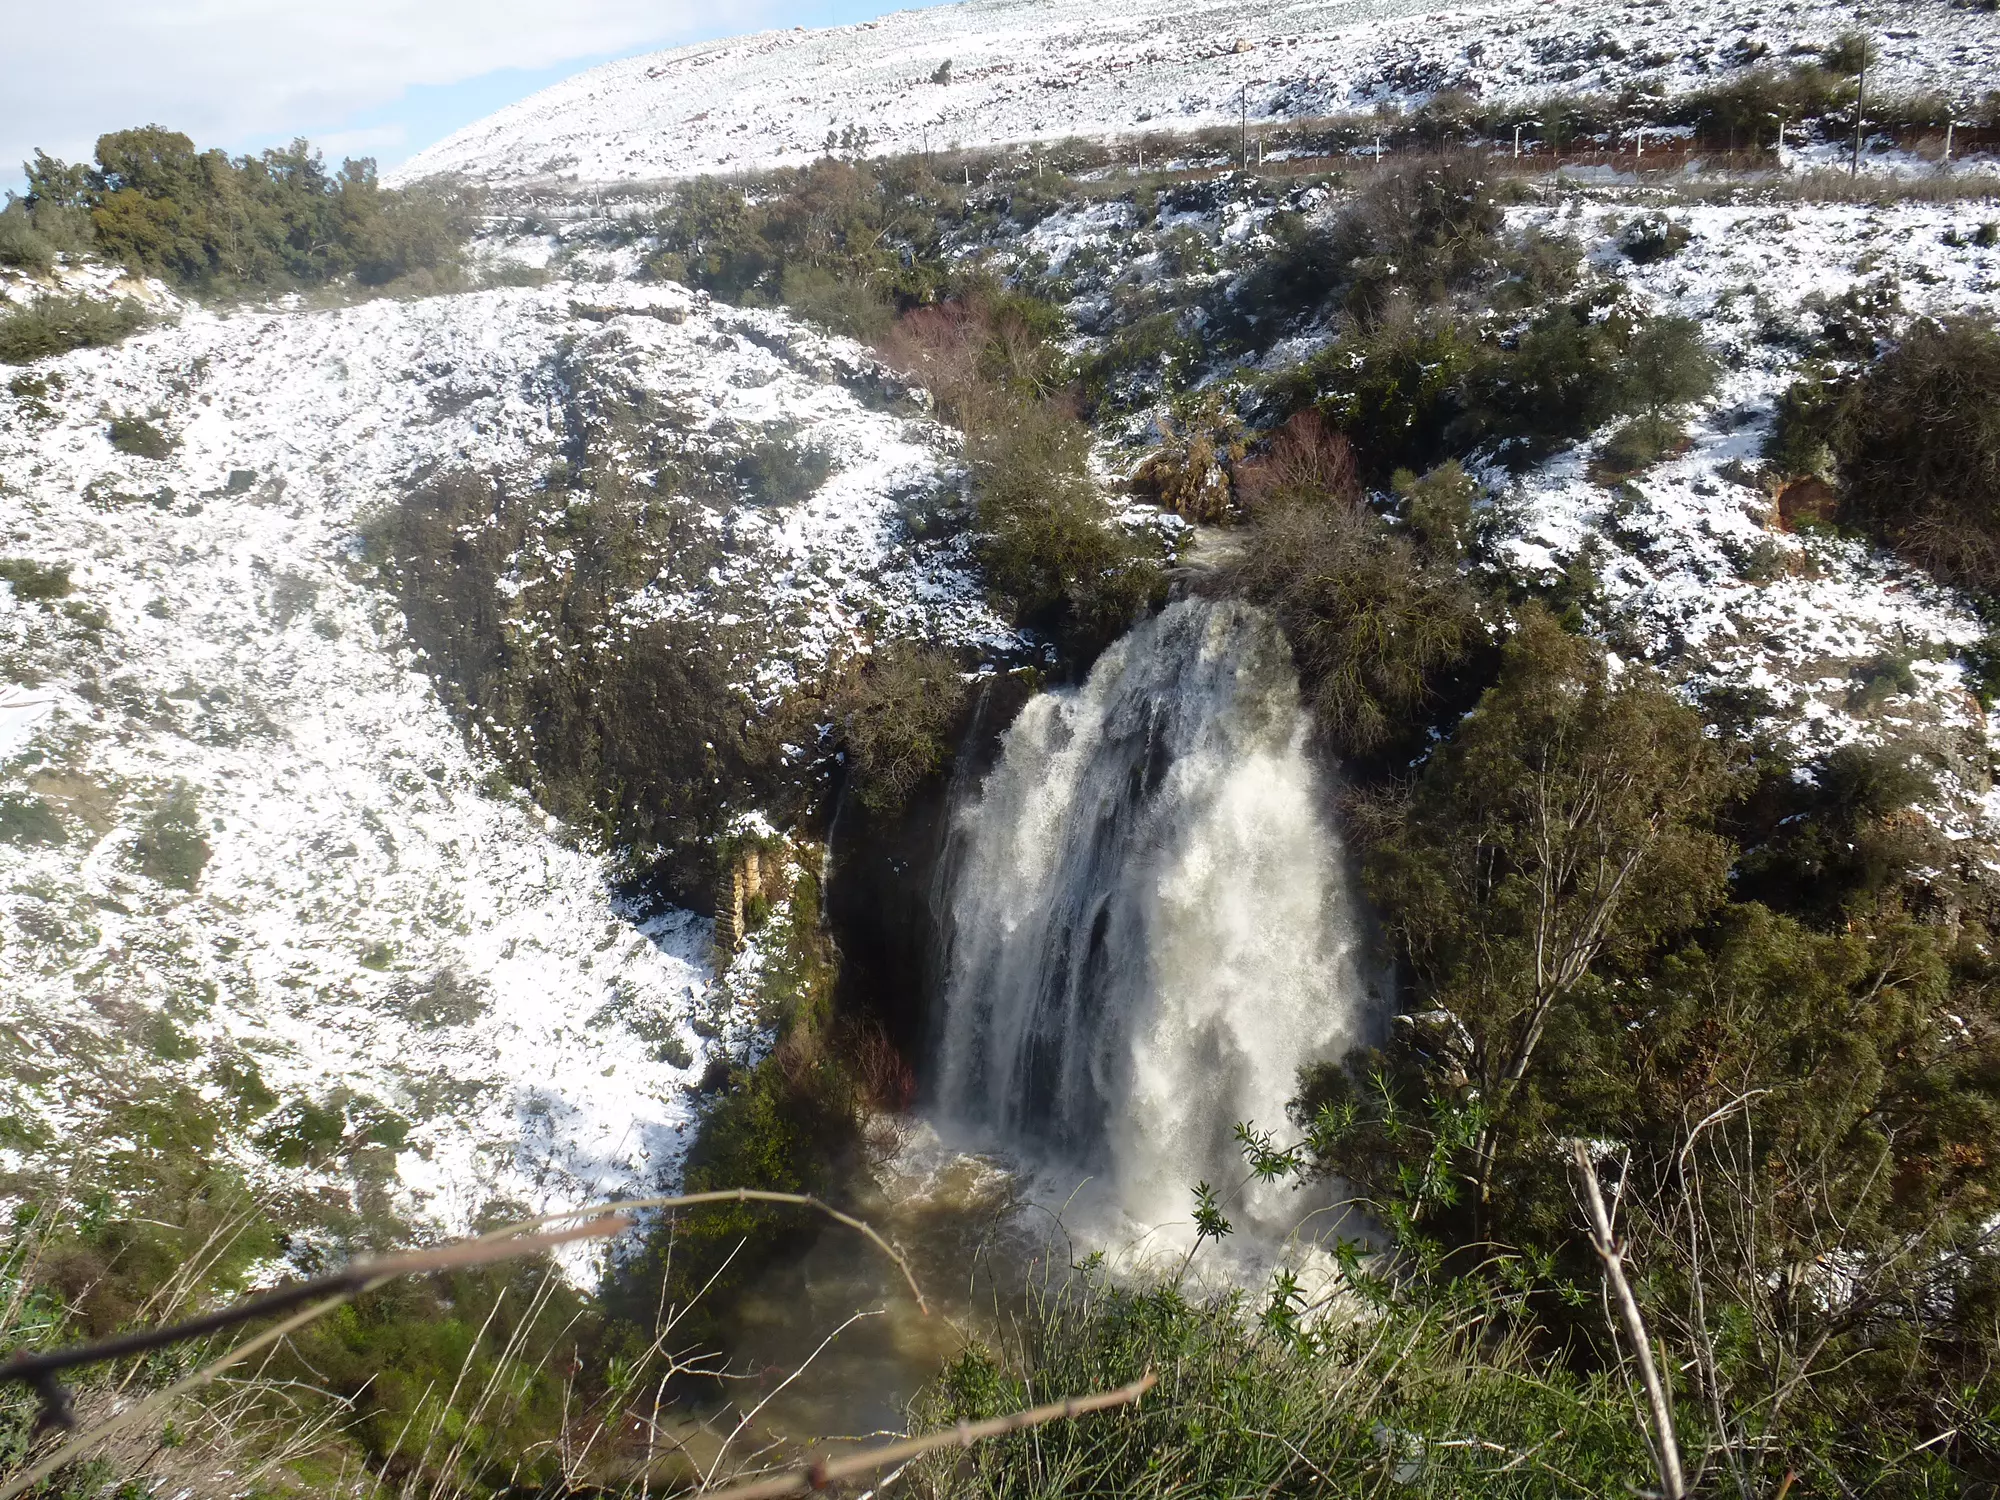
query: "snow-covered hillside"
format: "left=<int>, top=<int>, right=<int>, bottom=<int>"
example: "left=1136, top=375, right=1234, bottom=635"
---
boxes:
left=392, top=0, right=2000, bottom=189
left=1500, top=198, right=2000, bottom=839
left=958, top=175, right=2000, bottom=851
left=0, top=278, right=993, bottom=1237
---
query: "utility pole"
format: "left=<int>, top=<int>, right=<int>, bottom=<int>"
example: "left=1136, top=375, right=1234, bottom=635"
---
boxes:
left=1513, top=122, right=1523, bottom=158
left=1373, top=133, right=1382, bottom=168
left=1240, top=82, right=1249, bottom=170
left=1944, top=118, right=1956, bottom=170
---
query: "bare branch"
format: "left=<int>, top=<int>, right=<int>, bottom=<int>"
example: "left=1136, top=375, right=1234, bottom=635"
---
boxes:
left=1571, top=1140, right=1686, bottom=1500
left=697, top=1371, right=1158, bottom=1500
left=0, top=1189, right=924, bottom=1498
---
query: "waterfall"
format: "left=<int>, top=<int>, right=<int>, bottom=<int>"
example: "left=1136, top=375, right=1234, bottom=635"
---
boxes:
left=935, top=597, right=1372, bottom=1239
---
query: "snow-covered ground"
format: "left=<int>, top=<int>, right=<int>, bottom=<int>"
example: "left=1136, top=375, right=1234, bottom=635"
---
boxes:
left=0, top=277, right=998, bottom=1238
left=1495, top=196, right=2000, bottom=840
left=967, top=172, right=2000, bottom=849
left=392, top=0, right=2000, bottom=190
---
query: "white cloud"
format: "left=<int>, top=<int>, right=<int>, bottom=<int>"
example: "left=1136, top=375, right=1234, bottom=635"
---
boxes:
left=3, top=0, right=774, bottom=175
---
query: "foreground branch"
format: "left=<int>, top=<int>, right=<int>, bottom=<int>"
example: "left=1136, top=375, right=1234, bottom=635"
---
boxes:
left=1570, top=1140, right=1685, bottom=1500
left=0, top=1188, right=923, bottom=1498
left=700, top=1372, right=1159, bottom=1500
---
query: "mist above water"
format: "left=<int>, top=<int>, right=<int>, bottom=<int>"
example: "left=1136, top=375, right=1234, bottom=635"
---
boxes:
left=935, top=597, right=1373, bottom=1241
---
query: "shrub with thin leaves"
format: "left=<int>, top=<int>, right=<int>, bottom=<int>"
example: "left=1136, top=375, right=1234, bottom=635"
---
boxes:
left=0, top=294, right=147, bottom=364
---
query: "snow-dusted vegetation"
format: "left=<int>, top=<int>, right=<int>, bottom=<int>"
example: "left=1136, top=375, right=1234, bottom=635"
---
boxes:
left=394, top=0, right=2000, bottom=188
left=0, top=278, right=1000, bottom=1237
left=5, top=0, right=2000, bottom=1489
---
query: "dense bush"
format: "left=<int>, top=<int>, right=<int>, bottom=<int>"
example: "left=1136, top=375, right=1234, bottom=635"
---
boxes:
left=645, top=157, right=957, bottom=323
left=878, top=287, right=1161, bottom=659
left=832, top=642, right=970, bottom=813
left=21, top=126, right=469, bottom=294
left=1261, top=607, right=2000, bottom=1487
left=1297, top=309, right=1488, bottom=479
left=1730, top=740, right=1947, bottom=924
left=968, top=397, right=1159, bottom=652
left=0, top=293, right=147, bottom=364
left=1795, top=315, right=2000, bottom=592
left=1471, top=301, right=1717, bottom=465
left=1279, top=297, right=1717, bottom=479
left=1229, top=155, right=1507, bottom=345
left=1223, top=414, right=1488, bottom=765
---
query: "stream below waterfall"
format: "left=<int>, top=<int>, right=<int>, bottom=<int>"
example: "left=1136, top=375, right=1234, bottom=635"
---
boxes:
left=716, top=596, right=1378, bottom=1446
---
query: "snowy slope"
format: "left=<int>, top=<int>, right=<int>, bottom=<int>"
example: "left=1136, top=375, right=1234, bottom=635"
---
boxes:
left=392, top=0, right=2000, bottom=189
left=0, top=278, right=995, bottom=1235
left=1493, top=197, right=2000, bottom=842
left=965, top=179, right=2000, bottom=849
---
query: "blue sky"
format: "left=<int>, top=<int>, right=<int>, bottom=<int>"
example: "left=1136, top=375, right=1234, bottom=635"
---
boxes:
left=7, top=0, right=949, bottom=194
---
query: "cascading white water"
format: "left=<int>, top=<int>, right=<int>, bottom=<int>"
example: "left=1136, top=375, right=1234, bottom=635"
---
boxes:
left=935, top=597, right=1372, bottom=1239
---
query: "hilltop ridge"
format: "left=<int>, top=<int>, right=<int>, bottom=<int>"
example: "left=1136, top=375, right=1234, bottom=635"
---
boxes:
left=390, top=0, right=2000, bottom=188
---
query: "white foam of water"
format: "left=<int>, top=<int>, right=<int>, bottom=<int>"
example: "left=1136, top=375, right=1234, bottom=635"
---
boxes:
left=936, top=597, right=1373, bottom=1245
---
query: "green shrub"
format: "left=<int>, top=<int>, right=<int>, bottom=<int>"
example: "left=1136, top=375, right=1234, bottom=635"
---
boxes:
left=1351, top=609, right=1735, bottom=1229
left=1732, top=741, right=1941, bottom=922
left=833, top=642, right=969, bottom=813
left=0, top=196, right=93, bottom=270
left=1469, top=302, right=1717, bottom=465
left=1230, top=155, right=1504, bottom=342
left=1393, top=458, right=1481, bottom=560
left=968, top=397, right=1159, bottom=654
left=779, top=263, right=894, bottom=340
left=107, top=412, right=176, bottom=459
left=735, top=430, right=835, bottom=504
left=1079, top=308, right=1202, bottom=406
left=0, top=557, right=72, bottom=600
left=0, top=792, right=65, bottom=846
left=1765, top=362, right=1844, bottom=478
left=0, top=293, right=146, bottom=364
left=1224, top=459, right=1485, bottom=764
left=133, top=781, right=210, bottom=891
left=1300, top=310, right=1488, bottom=480
left=1594, top=411, right=1686, bottom=475
left=1490, top=226, right=1583, bottom=310
left=1617, top=212, right=1691, bottom=264
left=1822, top=314, right=2000, bottom=591
left=0, top=202, right=52, bottom=270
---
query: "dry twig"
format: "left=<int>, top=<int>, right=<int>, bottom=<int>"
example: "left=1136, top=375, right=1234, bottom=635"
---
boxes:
left=1571, top=1140, right=1686, bottom=1500
left=697, top=1371, right=1159, bottom=1500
